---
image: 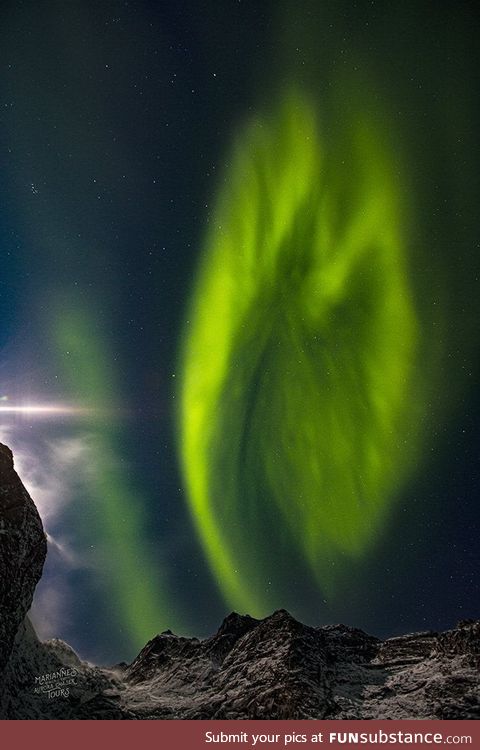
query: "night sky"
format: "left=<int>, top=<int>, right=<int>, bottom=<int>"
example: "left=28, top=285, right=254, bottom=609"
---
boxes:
left=0, top=0, right=479, bottom=665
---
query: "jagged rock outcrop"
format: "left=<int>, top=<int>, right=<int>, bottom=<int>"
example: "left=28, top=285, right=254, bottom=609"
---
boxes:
left=0, top=442, right=478, bottom=719
left=115, top=613, right=479, bottom=720
left=0, top=442, right=47, bottom=673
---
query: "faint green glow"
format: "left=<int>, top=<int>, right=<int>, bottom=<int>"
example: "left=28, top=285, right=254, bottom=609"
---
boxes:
left=179, top=89, right=420, bottom=614
left=54, top=305, right=179, bottom=646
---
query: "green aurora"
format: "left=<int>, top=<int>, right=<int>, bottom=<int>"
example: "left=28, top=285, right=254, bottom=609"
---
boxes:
left=179, top=89, right=424, bottom=615
left=53, top=303, right=181, bottom=644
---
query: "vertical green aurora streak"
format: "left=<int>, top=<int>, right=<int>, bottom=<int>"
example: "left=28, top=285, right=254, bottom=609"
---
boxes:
left=179, top=89, right=422, bottom=615
left=54, top=304, right=180, bottom=646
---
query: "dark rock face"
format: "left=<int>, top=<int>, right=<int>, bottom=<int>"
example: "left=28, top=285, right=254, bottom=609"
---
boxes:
left=0, top=443, right=47, bottom=673
left=0, top=442, right=479, bottom=720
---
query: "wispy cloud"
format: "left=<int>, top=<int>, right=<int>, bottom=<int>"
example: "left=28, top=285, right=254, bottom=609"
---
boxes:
left=0, top=423, right=95, bottom=639
left=6, top=432, right=93, bottom=525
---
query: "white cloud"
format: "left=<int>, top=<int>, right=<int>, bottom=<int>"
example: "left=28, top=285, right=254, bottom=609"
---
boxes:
left=0, top=423, right=95, bottom=639
left=30, top=580, right=71, bottom=640
left=7, top=432, right=93, bottom=526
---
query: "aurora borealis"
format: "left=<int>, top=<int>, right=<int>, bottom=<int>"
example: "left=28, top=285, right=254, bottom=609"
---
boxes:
left=180, top=89, right=420, bottom=612
left=0, top=0, right=479, bottom=662
left=53, top=302, right=182, bottom=642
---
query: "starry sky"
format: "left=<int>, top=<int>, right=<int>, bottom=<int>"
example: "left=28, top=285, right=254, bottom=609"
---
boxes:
left=0, top=0, right=478, bottom=665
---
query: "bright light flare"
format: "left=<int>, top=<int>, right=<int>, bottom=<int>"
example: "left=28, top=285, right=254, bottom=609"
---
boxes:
left=0, top=404, right=90, bottom=417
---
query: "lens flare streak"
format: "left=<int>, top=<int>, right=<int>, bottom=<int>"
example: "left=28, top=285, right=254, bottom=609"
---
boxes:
left=0, top=404, right=88, bottom=416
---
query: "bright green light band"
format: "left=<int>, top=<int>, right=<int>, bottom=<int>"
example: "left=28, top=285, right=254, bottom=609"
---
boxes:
left=179, top=89, right=420, bottom=615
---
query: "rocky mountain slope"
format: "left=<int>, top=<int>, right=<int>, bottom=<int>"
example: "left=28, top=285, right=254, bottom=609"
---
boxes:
left=117, top=611, right=480, bottom=720
left=1, top=442, right=478, bottom=719
left=0, top=442, right=46, bottom=672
